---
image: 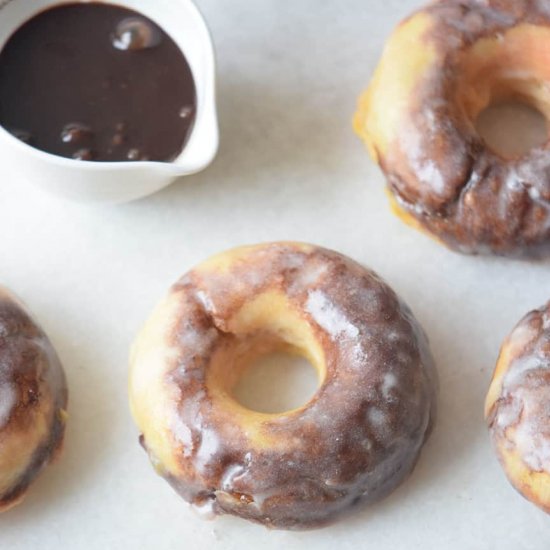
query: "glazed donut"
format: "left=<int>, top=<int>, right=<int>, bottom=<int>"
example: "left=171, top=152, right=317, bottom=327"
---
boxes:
left=129, top=242, right=437, bottom=529
left=486, top=302, right=550, bottom=513
left=355, top=0, right=550, bottom=257
left=0, top=287, right=67, bottom=512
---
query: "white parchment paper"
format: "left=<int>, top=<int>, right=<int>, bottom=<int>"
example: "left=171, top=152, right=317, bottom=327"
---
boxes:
left=1, top=1, right=549, bottom=548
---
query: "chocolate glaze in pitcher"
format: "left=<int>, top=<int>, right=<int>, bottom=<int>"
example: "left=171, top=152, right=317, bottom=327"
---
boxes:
left=0, top=3, right=197, bottom=162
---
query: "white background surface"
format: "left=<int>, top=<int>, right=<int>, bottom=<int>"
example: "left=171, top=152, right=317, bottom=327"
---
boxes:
left=1, top=0, right=550, bottom=548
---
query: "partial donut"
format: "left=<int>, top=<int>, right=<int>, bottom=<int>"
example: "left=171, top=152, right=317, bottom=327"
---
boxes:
left=0, top=287, right=67, bottom=512
left=129, top=242, right=437, bottom=529
left=486, top=302, right=550, bottom=513
left=355, top=0, right=550, bottom=257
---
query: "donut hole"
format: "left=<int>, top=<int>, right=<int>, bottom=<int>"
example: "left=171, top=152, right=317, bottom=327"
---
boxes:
left=475, top=101, right=548, bottom=159
left=232, top=351, right=320, bottom=414
left=205, top=290, right=327, bottom=416
left=456, top=24, right=550, bottom=159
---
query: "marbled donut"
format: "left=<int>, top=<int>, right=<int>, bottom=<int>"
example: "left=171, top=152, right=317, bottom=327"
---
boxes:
left=0, top=287, right=67, bottom=512
left=355, top=0, right=550, bottom=257
left=486, top=302, right=550, bottom=513
left=129, top=242, right=437, bottom=529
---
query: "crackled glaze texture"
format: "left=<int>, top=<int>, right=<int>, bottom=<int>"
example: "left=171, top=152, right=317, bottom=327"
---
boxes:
left=0, top=287, right=67, bottom=512
left=130, top=243, right=437, bottom=529
left=486, top=302, right=550, bottom=513
left=356, top=0, right=550, bottom=257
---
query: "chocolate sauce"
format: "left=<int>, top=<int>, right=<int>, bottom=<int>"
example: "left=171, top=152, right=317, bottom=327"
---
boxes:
left=0, top=3, right=197, bottom=162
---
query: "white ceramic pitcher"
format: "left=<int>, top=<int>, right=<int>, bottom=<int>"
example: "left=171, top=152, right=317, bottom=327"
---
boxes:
left=0, top=0, right=218, bottom=203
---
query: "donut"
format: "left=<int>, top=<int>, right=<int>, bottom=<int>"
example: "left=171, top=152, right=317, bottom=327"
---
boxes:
left=0, top=287, right=67, bottom=512
left=486, top=302, right=550, bottom=513
left=355, top=0, right=550, bottom=257
left=129, top=242, right=437, bottom=529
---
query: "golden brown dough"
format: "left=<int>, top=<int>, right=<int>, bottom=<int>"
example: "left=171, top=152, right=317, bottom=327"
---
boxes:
left=129, top=242, right=437, bottom=529
left=0, top=287, right=67, bottom=512
left=486, top=302, right=550, bottom=513
left=355, top=0, right=550, bottom=257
